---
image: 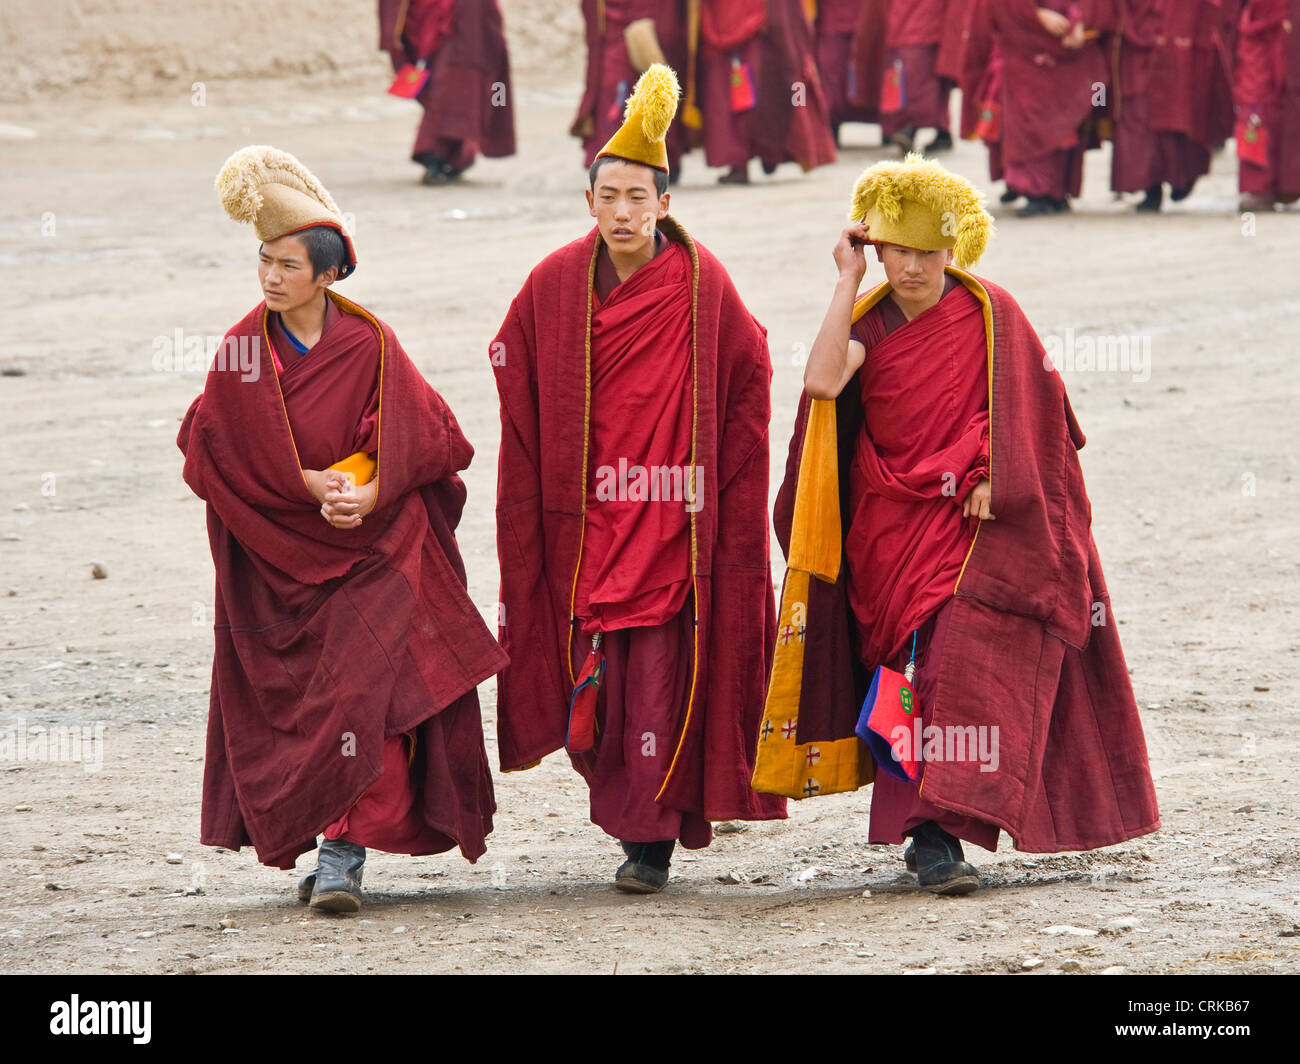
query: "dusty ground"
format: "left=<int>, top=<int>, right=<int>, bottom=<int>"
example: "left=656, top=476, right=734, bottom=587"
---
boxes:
left=1, top=54, right=1299, bottom=975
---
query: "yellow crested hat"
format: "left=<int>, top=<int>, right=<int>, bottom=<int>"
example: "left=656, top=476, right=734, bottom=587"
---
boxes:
left=596, top=63, right=680, bottom=173
left=849, top=153, right=994, bottom=269
left=215, top=145, right=357, bottom=278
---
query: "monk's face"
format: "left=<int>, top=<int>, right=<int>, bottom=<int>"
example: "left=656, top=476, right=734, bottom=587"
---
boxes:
left=586, top=159, right=670, bottom=257
left=877, top=243, right=954, bottom=314
left=258, top=233, right=333, bottom=314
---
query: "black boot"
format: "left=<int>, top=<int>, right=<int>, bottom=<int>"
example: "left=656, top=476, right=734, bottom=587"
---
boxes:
left=928, top=130, right=954, bottom=152
left=1015, top=196, right=1055, bottom=217
left=909, top=821, right=979, bottom=895
left=903, top=840, right=917, bottom=873
left=309, top=838, right=366, bottom=913
left=999, top=185, right=1023, bottom=204
left=615, top=839, right=674, bottom=894
left=1136, top=184, right=1163, bottom=212
left=1169, top=182, right=1194, bottom=202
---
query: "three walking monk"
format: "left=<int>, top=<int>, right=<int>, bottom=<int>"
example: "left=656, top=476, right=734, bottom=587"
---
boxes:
left=489, top=64, right=786, bottom=893
left=752, top=153, right=1160, bottom=893
left=179, top=146, right=507, bottom=912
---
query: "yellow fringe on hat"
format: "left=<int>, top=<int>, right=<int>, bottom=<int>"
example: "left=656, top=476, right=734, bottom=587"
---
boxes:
left=850, top=152, right=994, bottom=268
left=215, top=145, right=345, bottom=227
left=597, top=63, right=680, bottom=171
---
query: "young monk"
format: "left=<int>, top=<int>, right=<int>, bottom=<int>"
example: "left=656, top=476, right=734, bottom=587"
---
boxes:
left=752, top=154, right=1160, bottom=894
left=1234, top=0, right=1300, bottom=210
left=179, top=146, right=507, bottom=912
left=490, top=65, right=786, bottom=893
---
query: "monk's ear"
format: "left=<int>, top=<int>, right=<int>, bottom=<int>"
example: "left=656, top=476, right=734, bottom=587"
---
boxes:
left=658, top=191, right=670, bottom=218
left=585, top=188, right=596, bottom=217
left=945, top=248, right=955, bottom=265
left=316, top=265, right=339, bottom=289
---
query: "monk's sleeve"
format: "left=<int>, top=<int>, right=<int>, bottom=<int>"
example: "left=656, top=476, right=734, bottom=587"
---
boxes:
left=717, top=312, right=773, bottom=496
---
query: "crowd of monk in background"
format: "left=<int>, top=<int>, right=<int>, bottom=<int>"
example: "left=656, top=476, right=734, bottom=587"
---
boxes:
left=380, top=1, right=1298, bottom=213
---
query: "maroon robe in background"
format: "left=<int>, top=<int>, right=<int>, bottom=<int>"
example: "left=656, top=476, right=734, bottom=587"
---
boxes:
left=1111, top=0, right=1237, bottom=196
left=178, top=291, right=508, bottom=869
left=378, top=0, right=516, bottom=173
left=1235, top=0, right=1300, bottom=199
left=816, top=0, right=880, bottom=132
left=697, top=0, right=838, bottom=171
left=880, top=0, right=955, bottom=138
left=992, top=0, right=1117, bottom=201
left=772, top=270, right=1160, bottom=853
left=490, top=216, right=787, bottom=827
left=572, top=0, right=689, bottom=170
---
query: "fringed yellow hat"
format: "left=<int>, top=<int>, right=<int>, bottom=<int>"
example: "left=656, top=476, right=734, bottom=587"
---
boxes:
left=215, top=145, right=358, bottom=278
left=849, top=153, right=994, bottom=269
left=596, top=63, right=680, bottom=173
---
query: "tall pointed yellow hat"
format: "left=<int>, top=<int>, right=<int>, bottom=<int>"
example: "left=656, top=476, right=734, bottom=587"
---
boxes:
left=849, top=153, right=994, bottom=269
left=596, top=64, right=680, bottom=173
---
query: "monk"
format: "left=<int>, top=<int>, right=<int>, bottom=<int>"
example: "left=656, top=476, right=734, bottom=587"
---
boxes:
left=1234, top=0, right=1300, bottom=210
left=572, top=0, right=689, bottom=176
left=180, top=146, right=508, bottom=913
left=490, top=66, right=786, bottom=893
left=991, top=1, right=1117, bottom=216
left=751, top=155, right=1160, bottom=894
left=1111, top=1, right=1238, bottom=211
left=814, top=0, right=887, bottom=144
left=378, top=0, right=516, bottom=183
left=879, top=0, right=960, bottom=154
left=690, top=0, right=837, bottom=183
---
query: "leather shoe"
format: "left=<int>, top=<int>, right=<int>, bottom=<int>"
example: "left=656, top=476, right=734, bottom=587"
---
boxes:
left=309, top=838, right=366, bottom=913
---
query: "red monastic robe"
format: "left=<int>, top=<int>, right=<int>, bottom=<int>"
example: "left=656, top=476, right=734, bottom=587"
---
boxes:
left=880, top=0, right=955, bottom=136
left=815, top=0, right=885, bottom=130
left=178, top=291, right=508, bottom=869
left=1111, top=0, right=1238, bottom=194
left=378, top=0, right=516, bottom=172
left=991, top=0, right=1117, bottom=200
left=490, top=216, right=787, bottom=826
left=696, top=0, right=838, bottom=171
left=758, top=270, right=1160, bottom=854
left=572, top=0, right=689, bottom=169
left=1235, top=0, right=1300, bottom=198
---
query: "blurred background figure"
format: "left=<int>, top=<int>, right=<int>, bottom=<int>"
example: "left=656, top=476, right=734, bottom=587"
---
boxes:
left=379, top=0, right=517, bottom=183
left=813, top=0, right=886, bottom=146
left=1234, top=0, right=1300, bottom=210
left=689, top=0, right=837, bottom=183
left=571, top=0, right=689, bottom=177
left=1110, top=0, right=1239, bottom=213
left=877, top=0, right=963, bottom=155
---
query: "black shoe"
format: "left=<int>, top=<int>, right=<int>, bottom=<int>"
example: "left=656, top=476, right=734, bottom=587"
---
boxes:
left=1169, top=183, right=1193, bottom=202
left=1015, top=196, right=1055, bottom=217
left=909, top=821, right=979, bottom=895
left=889, top=126, right=916, bottom=153
left=309, top=838, right=366, bottom=913
left=1136, top=184, right=1163, bottom=212
left=903, top=840, right=917, bottom=873
left=718, top=165, right=750, bottom=185
left=929, top=130, right=953, bottom=152
left=297, top=869, right=317, bottom=904
left=999, top=185, right=1023, bottom=204
left=1051, top=197, right=1071, bottom=213
left=614, top=840, right=675, bottom=894
left=421, top=159, right=450, bottom=185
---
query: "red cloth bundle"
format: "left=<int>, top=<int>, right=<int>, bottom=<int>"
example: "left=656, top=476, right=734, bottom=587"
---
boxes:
left=387, top=60, right=430, bottom=99
left=880, top=57, right=905, bottom=115
left=855, top=664, right=921, bottom=782
left=566, top=633, right=606, bottom=754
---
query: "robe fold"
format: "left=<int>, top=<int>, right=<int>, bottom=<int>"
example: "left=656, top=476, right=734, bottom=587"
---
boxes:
left=1110, top=0, right=1237, bottom=195
left=1234, top=0, right=1300, bottom=199
left=490, top=215, right=788, bottom=825
left=178, top=290, right=508, bottom=870
left=378, top=0, right=516, bottom=171
left=753, top=269, right=1160, bottom=854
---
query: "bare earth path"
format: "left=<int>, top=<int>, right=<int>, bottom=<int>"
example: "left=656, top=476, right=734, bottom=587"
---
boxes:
left=1, top=72, right=1297, bottom=975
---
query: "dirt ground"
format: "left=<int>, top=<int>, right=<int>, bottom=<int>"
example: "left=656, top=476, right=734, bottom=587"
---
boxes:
left=2, top=48, right=1299, bottom=975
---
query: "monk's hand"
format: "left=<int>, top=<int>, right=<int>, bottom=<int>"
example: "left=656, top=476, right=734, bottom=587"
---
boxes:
left=1036, top=7, right=1071, bottom=36
left=320, top=473, right=376, bottom=530
left=834, top=223, right=870, bottom=285
left=962, top=478, right=994, bottom=521
left=301, top=468, right=333, bottom=504
left=1062, top=20, right=1086, bottom=48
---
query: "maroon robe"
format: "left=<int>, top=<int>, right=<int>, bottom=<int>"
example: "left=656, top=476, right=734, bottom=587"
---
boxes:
left=178, top=291, right=508, bottom=869
left=378, top=0, right=516, bottom=172
left=992, top=0, right=1117, bottom=200
left=880, top=0, right=955, bottom=136
left=1111, top=0, right=1238, bottom=195
left=1235, top=0, right=1300, bottom=199
left=697, top=0, right=838, bottom=171
left=490, top=216, right=787, bottom=827
left=573, top=0, right=689, bottom=170
left=816, top=0, right=883, bottom=130
left=771, top=270, right=1160, bottom=853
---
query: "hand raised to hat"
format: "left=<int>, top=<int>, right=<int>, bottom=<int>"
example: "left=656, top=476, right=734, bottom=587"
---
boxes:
left=834, top=223, right=870, bottom=286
